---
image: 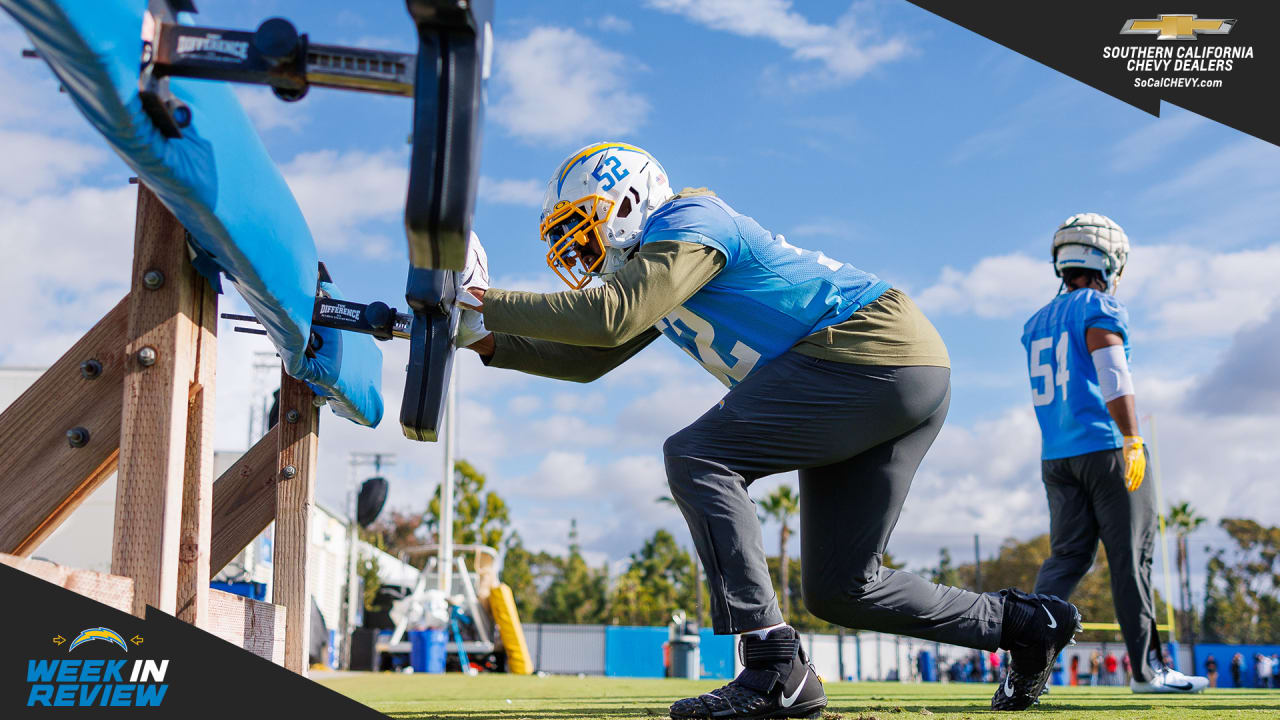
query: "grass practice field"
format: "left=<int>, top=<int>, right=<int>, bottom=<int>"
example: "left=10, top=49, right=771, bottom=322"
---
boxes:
left=315, top=673, right=1280, bottom=719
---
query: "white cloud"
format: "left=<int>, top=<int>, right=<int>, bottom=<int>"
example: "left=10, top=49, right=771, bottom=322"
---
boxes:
left=915, top=243, right=1280, bottom=340
left=280, top=149, right=407, bottom=255
left=490, top=27, right=649, bottom=143
left=550, top=391, right=605, bottom=413
left=612, top=373, right=725, bottom=449
left=872, top=406, right=1049, bottom=567
left=645, top=0, right=908, bottom=86
left=507, top=394, right=542, bottom=415
left=0, top=185, right=136, bottom=364
left=1185, top=304, right=1280, bottom=416
left=914, top=253, right=1057, bottom=319
left=1121, top=244, right=1280, bottom=340
left=516, top=451, right=598, bottom=497
left=478, top=176, right=544, bottom=207
left=596, top=15, right=633, bottom=33
left=0, top=129, right=110, bottom=198
left=233, top=86, right=307, bottom=133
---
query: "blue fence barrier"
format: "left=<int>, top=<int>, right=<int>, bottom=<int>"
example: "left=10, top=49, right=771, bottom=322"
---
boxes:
left=1195, top=644, right=1280, bottom=688
left=601, top=626, right=735, bottom=679
left=604, top=626, right=667, bottom=678
left=699, top=630, right=734, bottom=680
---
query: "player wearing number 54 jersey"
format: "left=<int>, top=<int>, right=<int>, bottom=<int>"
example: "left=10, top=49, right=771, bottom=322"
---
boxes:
left=1023, top=213, right=1207, bottom=698
left=458, top=142, right=1082, bottom=717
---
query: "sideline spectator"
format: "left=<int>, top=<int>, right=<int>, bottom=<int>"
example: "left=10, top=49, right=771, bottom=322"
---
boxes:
left=1204, top=655, right=1218, bottom=687
left=1070, top=655, right=1081, bottom=686
left=1105, top=652, right=1119, bottom=686
left=1122, top=653, right=1131, bottom=684
left=1272, top=654, right=1279, bottom=688
left=1255, top=653, right=1272, bottom=689
left=1231, top=653, right=1244, bottom=688
left=1090, top=651, right=1101, bottom=686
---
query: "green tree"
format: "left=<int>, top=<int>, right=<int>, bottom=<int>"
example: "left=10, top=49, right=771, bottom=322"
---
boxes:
left=535, top=519, right=609, bottom=624
left=1202, top=518, right=1280, bottom=644
left=607, top=529, right=697, bottom=626
left=427, top=459, right=511, bottom=550
left=500, top=531, right=558, bottom=620
left=931, top=547, right=960, bottom=587
left=366, top=509, right=427, bottom=557
left=759, top=485, right=800, bottom=617
left=1167, top=501, right=1207, bottom=644
left=656, top=495, right=709, bottom=628
left=763, top=555, right=832, bottom=632
left=942, top=534, right=1125, bottom=643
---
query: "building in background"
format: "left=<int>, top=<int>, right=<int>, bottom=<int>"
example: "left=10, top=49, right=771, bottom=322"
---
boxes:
left=1, top=367, right=416, bottom=652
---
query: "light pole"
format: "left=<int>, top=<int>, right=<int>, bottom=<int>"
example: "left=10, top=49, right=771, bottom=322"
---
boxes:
left=342, top=451, right=395, bottom=669
left=438, top=363, right=457, bottom=596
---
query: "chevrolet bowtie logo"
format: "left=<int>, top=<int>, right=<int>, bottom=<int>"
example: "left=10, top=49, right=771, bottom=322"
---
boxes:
left=1121, top=15, right=1236, bottom=40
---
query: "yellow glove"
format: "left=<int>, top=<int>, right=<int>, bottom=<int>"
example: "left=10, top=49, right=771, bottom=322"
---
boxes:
left=1122, top=436, right=1146, bottom=492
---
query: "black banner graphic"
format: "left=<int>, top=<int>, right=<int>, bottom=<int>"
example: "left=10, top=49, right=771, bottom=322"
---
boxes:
left=0, top=564, right=387, bottom=719
left=906, top=2, right=1279, bottom=147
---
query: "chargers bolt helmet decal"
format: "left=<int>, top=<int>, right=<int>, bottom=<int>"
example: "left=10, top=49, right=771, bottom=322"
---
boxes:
left=540, top=142, right=673, bottom=289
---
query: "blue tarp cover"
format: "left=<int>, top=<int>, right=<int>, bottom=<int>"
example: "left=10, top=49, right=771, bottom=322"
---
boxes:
left=1, top=0, right=383, bottom=426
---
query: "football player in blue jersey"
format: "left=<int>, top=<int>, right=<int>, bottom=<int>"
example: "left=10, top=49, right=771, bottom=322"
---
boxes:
left=456, top=142, right=1079, bottom=716
left=1022, top=213, right=1207, bottom=696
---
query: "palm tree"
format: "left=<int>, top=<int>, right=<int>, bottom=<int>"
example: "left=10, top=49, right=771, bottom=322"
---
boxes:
left=1168, top=501, right=1207, bottom=645
left=759, top=485, right=800, bottom=618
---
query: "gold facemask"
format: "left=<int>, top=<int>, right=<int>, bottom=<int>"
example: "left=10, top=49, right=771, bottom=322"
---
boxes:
left=541, top=195, right=615, bottom=290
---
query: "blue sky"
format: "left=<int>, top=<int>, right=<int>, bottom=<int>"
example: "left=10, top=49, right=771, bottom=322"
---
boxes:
left=2, top=0, right=1279, bottom=604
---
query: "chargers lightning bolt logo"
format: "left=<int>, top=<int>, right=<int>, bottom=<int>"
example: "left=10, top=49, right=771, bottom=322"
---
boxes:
left=67, top=627, right=129, bottom=653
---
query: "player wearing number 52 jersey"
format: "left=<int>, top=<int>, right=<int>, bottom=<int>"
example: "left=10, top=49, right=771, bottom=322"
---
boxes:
left=458, top=142, right=1082, bottom=717
left=1023, top=213, right=1207, bottom=697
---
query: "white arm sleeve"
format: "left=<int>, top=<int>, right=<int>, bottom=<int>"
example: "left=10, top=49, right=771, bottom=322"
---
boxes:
left=1091, top=344, right=1134, bottom=402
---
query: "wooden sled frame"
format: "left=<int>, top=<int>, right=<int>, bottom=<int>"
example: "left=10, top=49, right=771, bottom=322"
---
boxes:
left=0, top=185, right=319, bottom=675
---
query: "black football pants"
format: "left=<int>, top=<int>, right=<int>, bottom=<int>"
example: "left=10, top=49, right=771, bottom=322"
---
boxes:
left=664, top=352, right=1005, bottom=650
left=1034, top=447, right=1159, bottom=682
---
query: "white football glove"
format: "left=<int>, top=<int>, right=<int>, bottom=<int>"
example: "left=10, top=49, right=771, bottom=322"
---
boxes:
left=455, top=306, right=489, bottom=348
left=457, top=230, right=489, bottom=309
left=455, top=232, right=491, bottom=347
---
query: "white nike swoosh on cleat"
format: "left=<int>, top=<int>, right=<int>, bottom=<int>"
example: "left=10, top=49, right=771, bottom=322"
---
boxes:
left=1003, top=677, right=1015, bottom=697
left=780, top=673, right=807, bottom=708
left=1041, top=604, right=1057, bottom=628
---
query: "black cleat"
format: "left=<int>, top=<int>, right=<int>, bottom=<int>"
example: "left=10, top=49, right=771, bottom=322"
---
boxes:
left=991, top=589, right=1081, bottom=711
left=670, top=626, right=826, bottom=719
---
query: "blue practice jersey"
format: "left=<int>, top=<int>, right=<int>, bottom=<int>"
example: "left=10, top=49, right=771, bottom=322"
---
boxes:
left=641, top=196, right=889, bottom=387
left=1021, top=288, right=1131, bottom=460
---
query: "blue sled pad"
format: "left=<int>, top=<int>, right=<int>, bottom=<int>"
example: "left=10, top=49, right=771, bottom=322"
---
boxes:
left=1, top=0, right=383, bottom=427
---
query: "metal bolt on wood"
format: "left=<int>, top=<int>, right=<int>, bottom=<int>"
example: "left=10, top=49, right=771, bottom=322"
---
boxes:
left=79, top=359, right=102, bottom=380
left=285, top=409, right=300, bottom=424
left=137, top=347, right=157, bottom=367
left=282, top=465, right=298, bottom=479
left=66, top=426, right=90, bottom=448
left=142, top=269, right=165, bottom=290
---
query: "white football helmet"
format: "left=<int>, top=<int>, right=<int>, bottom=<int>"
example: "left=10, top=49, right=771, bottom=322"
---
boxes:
left=1052, top=212, right=1129, bottom=293
left=540, top=142, right=673, bottom=289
